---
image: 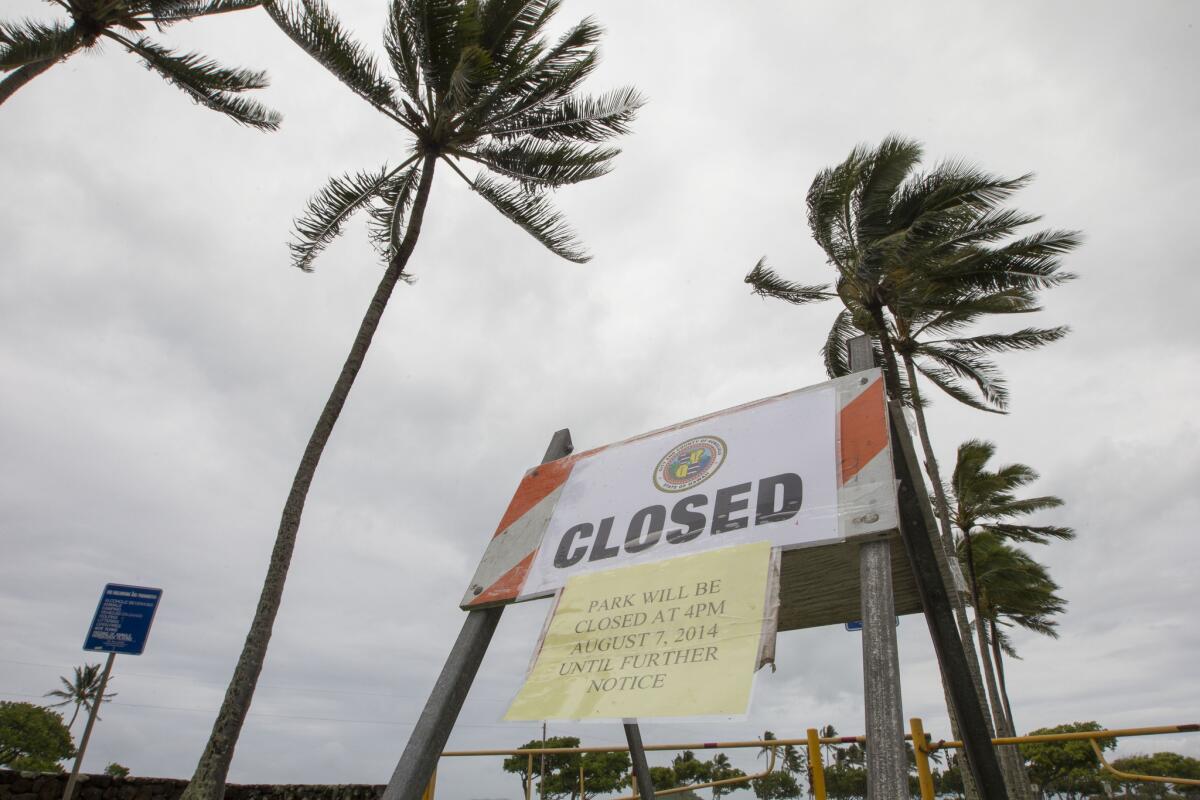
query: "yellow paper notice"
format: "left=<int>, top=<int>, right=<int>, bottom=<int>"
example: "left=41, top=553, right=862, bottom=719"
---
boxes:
left=505, top=542, right=772, bottom=721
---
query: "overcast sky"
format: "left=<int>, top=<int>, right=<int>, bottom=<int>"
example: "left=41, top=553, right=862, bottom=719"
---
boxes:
left=2, top=1, right=1198, bottom=798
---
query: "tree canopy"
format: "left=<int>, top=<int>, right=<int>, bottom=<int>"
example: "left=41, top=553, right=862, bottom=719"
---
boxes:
left=0, top=701, right=75, bottom=773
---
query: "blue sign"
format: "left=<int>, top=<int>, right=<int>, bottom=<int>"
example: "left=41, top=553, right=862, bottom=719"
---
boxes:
left=845, top=617, right=899, bottom=632
left=83, top=584, right=163, bottom=655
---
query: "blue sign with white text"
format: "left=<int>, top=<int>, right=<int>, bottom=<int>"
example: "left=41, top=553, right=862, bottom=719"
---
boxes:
left=845, top=617, right=899, bottom=632
left=83, top=584, right=163, bottom=655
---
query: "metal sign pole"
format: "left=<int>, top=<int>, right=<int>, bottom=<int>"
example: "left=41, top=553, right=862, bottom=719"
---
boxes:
left=847, top=337, right=908, bottom=799
left=382, top=429, right=574, bottom=800
left=62, top=652, right=115, bottom=800
left=624, top=721, right=656, bottom=799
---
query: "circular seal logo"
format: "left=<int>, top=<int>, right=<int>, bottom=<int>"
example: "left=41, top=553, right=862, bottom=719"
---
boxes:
left=652, top=435, right=727, bottom=493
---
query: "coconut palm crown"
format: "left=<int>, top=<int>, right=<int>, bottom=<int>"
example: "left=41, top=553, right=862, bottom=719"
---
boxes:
left=180, top=4, right=640, bottom=800
left=268, top=0, right=643, bottom=273
left=0, top=1, right=280, bottom=127
left=745, top=136, right=1079, bottom=411
left=44, top=663, right=117, bottom=729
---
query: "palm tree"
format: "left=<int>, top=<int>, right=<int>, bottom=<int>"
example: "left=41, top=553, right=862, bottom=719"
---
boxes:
left=179, top=3, right=641, bottom=800
left=950, top=439, right=1072, bottom=736
left=745, top=136, right=1077, bottom=555
left=0, top=1, right=280, bottom=128
left=44, top=663, right=117, bottom=729
left=962, top=533, right=1066, bottom=735
left=745, top=137, right=1077, bottom=800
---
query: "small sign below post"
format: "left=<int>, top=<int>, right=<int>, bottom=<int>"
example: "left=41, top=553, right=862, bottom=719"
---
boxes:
left=83, top=583, right=162, bottom=655
left=65, top=584, right=162, bottom=800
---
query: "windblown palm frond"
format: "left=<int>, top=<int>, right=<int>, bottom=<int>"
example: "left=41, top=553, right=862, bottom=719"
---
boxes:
left=271, top=0, right=642, bottom=272
left=0, top=19, right=79, bottom=68
left=0, top=0, right=276, bottom=124
left=951, top=439, right=1074, bottom=543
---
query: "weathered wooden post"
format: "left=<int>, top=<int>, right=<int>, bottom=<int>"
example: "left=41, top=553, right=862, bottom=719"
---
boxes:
left=847, top=336, right=908, bottom=799
left=382, top=430, right=574, bottom=800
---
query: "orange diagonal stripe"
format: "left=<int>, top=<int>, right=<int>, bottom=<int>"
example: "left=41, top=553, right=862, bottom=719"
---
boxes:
left=491, top=456, right=576, bottom=538
left=840, top=378, right=888, bottom=484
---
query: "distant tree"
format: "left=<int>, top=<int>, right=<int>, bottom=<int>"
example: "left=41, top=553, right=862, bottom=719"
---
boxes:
left=951, top=438, right=1073, bottom=736
left=962, top=532, right=1066, bottom=734
left=105, top=762, right=131, bottom=778
left=710, top=753, right=747, bottom=799
left=752, top=771, right=802, bottom=800
left=45, top=663, right=117, bottom=729
left=576, top=750, right=630, bottom=800
left=1021, top=722, right=1114, bottom=800
left=502, top=738, right=628, bottom=800
left=0, top=701, right=74, bottom=773
left=1105, top=752, right=1200, bottom=798
left=0, top=0, right=279, bottom=127
left=936, top=756, right=965, bottom=799
left=650, top=766, right=678, bottom=792
left=503, top=736, right=580, bottom=800
left=673, top=751, right=713, bottom=784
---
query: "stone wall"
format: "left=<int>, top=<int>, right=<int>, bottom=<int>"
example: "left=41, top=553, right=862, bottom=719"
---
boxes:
left=0, top=771, right=384, bottom=800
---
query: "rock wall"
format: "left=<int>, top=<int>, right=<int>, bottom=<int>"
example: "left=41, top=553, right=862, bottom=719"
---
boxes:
left=0, top=771, right=385, bottom=800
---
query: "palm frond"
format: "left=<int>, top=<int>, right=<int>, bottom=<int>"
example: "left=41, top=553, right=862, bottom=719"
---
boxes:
left=854, top=134, right=922, bottom=241
left=119, top=35, right=280, bottom=129
left=0, top=18, right=78, bottom=70
left=989, top=522, right=1074, bottom=544
left=744, top=259, right=832, bottom=305
left=366, top=164, right=421, bottom=261
left=291, top=165, right=401, bottom=271
left=402, top=0, right=462, bottom=99
left=822, top=308, right=857, bottom=378
left=469, top=173, right=588, bottom=262
left=920, top=343, right=1008, bottom=409
left=265, top=0, right=395, bottom=114
left=946, top=229, right=1081, bottom=293
left=466, top=140, right=617, bottom=188
left=939, top=326, right=1069, bottom=354
left=145, top=1, right=263, bottom=25
left=383, top=3, right=423, bottom=103
left=485, top=86, right=643, bottom=143
left=479, top=0, right=556, bottom=64
left=916, top=363, right=1003, bottom=414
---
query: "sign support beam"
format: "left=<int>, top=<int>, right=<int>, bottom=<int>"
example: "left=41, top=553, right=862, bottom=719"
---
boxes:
left=847, top=337, right=908, bottom=799
left=62, top=652, right=115, bottom=800
left=624, top=721, right=656, bottom=799
left=383, top=429, right=574, bottom=800
left=887, top=401, right=1008, bottom=799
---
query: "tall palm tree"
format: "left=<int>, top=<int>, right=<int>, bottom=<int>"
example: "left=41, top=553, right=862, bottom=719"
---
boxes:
left=964, top=534, right=1066, bottom=735
left=745, top=137, right=1077, bottom=800
left=950, top=439, right=1072, bottom=736
left=0, top=1, right=279, bottom=127
left=44, top=663, right=117, bottom=729
left=180, top=3, right=641, bottom=800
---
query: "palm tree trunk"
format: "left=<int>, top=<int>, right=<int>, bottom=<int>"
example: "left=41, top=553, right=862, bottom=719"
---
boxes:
left=180, top=152, right=439, bottom=800
left=900, top=358, right=958, bottom=556
left=962, top=536, right=1008, bottom=735
left=901, top=355, right=995, bottom=800
left=865, top=306, right=905, bottom=401
left=0, top=59, right=57, bottom=106
left=67, top=702, right=82, bottom=730
left=963, top=539, right=1035, bottom=800
left=990, top=619, right=1017, bottom=735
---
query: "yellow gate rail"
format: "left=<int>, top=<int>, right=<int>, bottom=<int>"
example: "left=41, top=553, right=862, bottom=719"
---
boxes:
left=422, top=721, right=1198, bottom=800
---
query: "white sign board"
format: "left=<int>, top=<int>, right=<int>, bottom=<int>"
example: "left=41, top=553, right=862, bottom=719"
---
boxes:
left=520, top=386, right=836, bottom=596
left=462, top=371, right=897, bottom=609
